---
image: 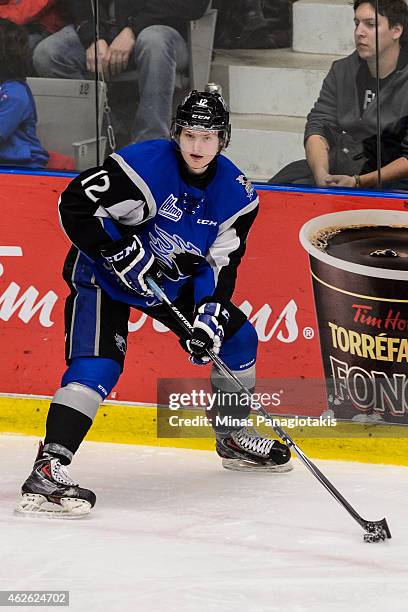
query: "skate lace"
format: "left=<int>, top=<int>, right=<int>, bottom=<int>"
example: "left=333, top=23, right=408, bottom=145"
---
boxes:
left=50, top=459, right=77, bottom=487
left=233, top=428, right=275, bottom=456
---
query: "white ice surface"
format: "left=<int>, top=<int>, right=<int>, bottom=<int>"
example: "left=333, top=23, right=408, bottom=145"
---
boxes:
left=0, top=434, right=407, bottom=612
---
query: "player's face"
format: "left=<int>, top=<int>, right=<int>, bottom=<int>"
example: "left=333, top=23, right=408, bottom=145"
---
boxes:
left=354, top=3, right=402, bottom=60
left=179, top=128, right=220, bottom=174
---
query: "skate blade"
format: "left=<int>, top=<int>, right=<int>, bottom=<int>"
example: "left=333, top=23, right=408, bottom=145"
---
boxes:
left=221, top=458, right=293, bottom=473
left=14, top=494, right=92, bottom=519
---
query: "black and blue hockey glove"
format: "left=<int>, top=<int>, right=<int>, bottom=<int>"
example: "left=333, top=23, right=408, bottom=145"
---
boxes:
left=101, top=234, right=159, bottom=296
left=186, top=301, right=229, bottom=365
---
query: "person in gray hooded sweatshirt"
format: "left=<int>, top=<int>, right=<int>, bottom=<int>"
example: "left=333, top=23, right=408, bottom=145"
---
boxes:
left=270, top=0, right=408, bottom=191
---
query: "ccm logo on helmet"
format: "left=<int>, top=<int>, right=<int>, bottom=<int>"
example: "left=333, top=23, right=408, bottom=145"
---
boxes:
left=104, top=239, right=141, bottom=262
left=192, top=114, right=211, bottom=120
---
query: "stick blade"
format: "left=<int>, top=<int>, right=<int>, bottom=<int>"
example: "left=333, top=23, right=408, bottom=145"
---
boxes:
left=363, top=518, right=391, bottom=542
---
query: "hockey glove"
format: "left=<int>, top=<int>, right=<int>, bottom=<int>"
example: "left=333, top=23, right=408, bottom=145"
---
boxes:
left=186, top=301, right=229, bottom=365
left=101, top=234, right=159, bottom=296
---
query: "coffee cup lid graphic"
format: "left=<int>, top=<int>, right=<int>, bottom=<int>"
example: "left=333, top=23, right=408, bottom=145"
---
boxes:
left=299, top=209, right=408, bottom=281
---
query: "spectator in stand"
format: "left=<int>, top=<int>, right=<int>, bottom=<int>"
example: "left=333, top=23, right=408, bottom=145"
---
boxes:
left=269, top=0, right=408, bottom=191
left=0, top=0, right=68, bottom=51
left=213, top=0, right=291, bottom=49
left=0, top=19, right=74, bottom=169
left=32, top=0, right=210, bottom=143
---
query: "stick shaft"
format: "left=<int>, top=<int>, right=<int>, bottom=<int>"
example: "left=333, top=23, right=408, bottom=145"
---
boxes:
left=146, top=277, right=388, bottom=534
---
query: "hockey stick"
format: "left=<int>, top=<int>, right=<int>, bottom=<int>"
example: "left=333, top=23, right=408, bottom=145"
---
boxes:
left=146, top=277, right=391, bottom=543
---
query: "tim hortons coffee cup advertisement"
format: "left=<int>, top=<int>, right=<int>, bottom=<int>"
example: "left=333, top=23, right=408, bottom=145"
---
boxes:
left=300, top=209, right=408, bottom=424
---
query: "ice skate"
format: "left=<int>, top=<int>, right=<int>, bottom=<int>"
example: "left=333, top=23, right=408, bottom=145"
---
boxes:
left=216, top=427, right=293, bottom=472
left=15, top=443, right=96, bottom=519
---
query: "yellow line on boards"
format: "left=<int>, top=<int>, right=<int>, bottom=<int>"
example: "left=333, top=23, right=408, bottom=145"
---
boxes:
left=0, top=396, right=407, bottom=465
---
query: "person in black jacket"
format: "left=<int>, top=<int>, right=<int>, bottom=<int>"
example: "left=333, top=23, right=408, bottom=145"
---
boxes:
left=32, top=0, right=209, bottom=142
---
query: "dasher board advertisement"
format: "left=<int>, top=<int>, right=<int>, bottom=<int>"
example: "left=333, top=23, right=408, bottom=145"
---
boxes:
left=0, top=173, right=407, bottom=423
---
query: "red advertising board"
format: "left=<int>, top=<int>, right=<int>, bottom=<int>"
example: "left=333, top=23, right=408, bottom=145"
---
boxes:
left=0, top=172, right=407, bottom=418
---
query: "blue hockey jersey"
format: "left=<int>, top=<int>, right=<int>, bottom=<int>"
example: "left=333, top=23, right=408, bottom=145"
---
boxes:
left=59, top=140, right=259, bottom=308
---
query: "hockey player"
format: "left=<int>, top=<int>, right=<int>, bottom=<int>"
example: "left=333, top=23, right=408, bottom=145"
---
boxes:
left=16, top=90, right=292, bottom=518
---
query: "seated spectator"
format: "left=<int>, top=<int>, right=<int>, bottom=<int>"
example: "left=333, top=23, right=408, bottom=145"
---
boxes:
left=214, top=0, right=291, bottom=49
left=269, top=0, right=408, bottom=191
left=0, top=1, right=68, bottom=51
left=0, top=19, right=74, bottom=169
left=32, top=0, right=210, bottom=144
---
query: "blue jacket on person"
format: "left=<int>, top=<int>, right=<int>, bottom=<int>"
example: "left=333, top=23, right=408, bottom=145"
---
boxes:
left=0, top=80, right=49, bottom=168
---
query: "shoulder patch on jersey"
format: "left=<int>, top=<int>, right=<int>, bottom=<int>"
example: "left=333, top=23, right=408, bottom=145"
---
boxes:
left=236, top=174, right=255, bottom=200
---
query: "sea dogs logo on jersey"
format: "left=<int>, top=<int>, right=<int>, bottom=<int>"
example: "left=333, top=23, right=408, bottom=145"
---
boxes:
left=236, top=175, right=255, bottom=200
left=158, top=194, right=183, bottom=222
left=149, top=225, right=203, bottom=281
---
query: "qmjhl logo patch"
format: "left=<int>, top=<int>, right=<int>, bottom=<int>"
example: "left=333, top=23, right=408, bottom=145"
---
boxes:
left=158, top=194, right=183, bottom=222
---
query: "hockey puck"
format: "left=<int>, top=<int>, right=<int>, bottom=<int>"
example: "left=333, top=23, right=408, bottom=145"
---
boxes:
left=363, top=531, right=386, bottom=543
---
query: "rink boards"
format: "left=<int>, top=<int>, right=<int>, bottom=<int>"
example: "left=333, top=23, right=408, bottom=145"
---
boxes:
left=0, top=170, right=407, bottom=465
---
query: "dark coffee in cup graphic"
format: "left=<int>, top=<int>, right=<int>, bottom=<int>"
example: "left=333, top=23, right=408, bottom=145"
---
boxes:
left=300, top=210, right=408, bottom=423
